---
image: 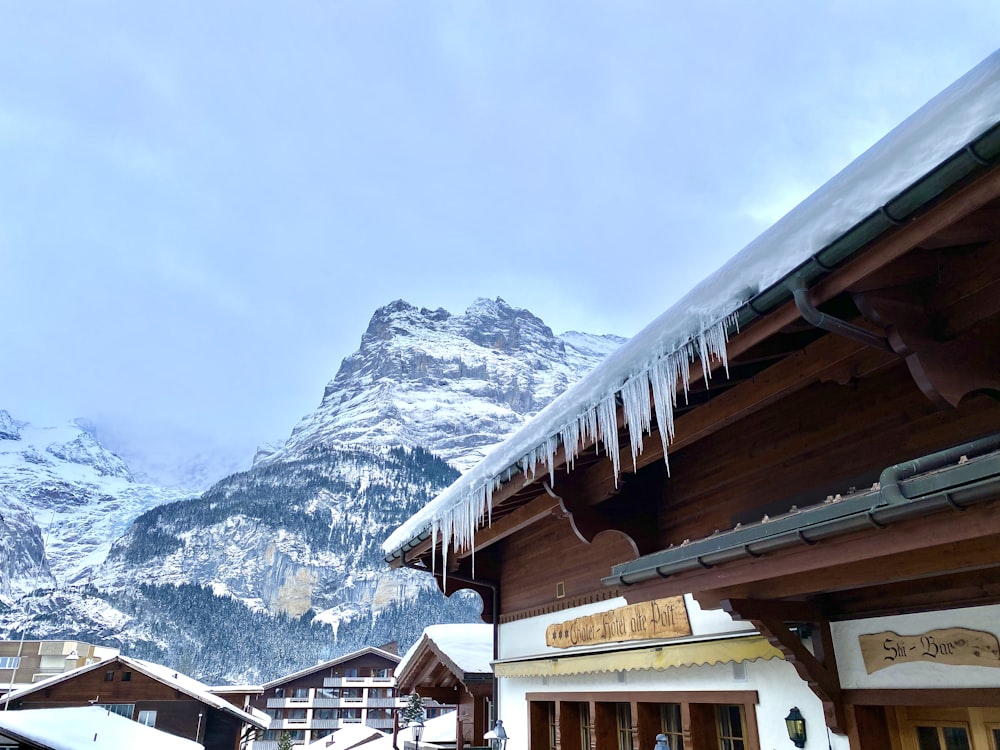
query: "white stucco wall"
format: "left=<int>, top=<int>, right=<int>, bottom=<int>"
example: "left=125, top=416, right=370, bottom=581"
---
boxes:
left=495, top=654, right=849, bottom=750
left=833, top=603, right=1000, bottom=689
left=494, top=596, right=846, bottom=750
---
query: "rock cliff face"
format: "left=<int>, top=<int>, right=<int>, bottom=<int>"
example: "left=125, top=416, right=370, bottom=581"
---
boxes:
left=0, top=299, right=624, bottom=682
left=278, top=297, right=624, bottom=470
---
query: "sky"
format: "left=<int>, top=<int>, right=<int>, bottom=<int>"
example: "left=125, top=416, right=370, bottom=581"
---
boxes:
left=1, top=2, right=998, bottom=464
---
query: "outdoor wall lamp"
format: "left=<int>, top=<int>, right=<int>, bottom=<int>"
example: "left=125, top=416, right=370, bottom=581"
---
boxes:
left=410, top=719, right=425, bottom=748
left=484, top=719, right=508, bottom=750
left=784, top=707, right=807, bottom=748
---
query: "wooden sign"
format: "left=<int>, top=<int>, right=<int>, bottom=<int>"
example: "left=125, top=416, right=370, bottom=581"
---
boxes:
left=859, top=628, right=1000, bottom=674
left=545, top=597, right=690, bottom=648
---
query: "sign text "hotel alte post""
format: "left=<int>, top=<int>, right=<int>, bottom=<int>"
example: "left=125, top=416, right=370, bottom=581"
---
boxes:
left=545, top=597, right=691, bottom=648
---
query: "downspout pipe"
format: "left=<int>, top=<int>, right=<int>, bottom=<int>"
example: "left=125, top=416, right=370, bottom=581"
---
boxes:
left=789, top=277, right=892, bottom=353
left=879, top=432, right=1000, bottom=505
left=400, top=550, right=502, bottom=728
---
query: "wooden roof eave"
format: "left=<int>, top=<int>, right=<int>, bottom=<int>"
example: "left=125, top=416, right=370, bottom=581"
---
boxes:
left=385, top=128, right=1000, bottom=568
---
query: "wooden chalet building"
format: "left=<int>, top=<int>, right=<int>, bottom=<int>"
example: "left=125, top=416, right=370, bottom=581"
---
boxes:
left=395, top=624, right=495, bottom=748
left=384, top=52, right=1000, bottom=750
left=251, top=646, right=401, bottom=748
left=0, top=654, right=266, bottom=750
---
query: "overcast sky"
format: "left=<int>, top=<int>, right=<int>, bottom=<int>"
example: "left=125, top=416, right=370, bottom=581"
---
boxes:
left=2, top=2, right=998, bottom=461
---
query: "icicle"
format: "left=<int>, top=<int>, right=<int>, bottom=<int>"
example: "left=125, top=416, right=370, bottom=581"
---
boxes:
left=596, top=395, right=620, bottom=485
left=620, top=374, right=652, bottom=472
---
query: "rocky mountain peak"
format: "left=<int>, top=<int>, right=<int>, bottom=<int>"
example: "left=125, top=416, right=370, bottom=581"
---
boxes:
left=0, top=409, right=22, bottom=441
left=280, top=299, right=625, bottom=471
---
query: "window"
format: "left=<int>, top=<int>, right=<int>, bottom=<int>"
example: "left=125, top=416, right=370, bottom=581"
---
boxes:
left=661, top=704, right=684, bottom=750
left=0, top=657, right=21, bottom=670
left=122, top=671, right=132, bottom=682
left=716, top=705, right=747, bottom=750
left=344, top=668, right=359, bottom=678
left=342, top=687, right=363, bottom=700
left=316, top=688, right=337, bottom=699
left=274, top=688, right=286, bottom=698
left=546, top=703, right=557, bottom=750
left=373, top=668, right=392, bottom=678
left=340, top=708, right=362, bottom=721
left=137, top=710, right=157, bottom=727
left=580, top=703, right=591, bottom=750
left=287, top=708, right=307, bottom=721
left=98, top=704, right=135, bottom=719
left=104, top=671, right=115, bottom=682
left=314, top=709, right=336, bottom=720
left=291, top=687, right=309, bottom=699
left=616, top=704, right=634, bottom=750
left=370, top=687, right=393, bottom=699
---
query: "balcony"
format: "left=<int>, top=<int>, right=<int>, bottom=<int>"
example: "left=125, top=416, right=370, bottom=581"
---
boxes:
left=267, top=698, right=313, bottom=709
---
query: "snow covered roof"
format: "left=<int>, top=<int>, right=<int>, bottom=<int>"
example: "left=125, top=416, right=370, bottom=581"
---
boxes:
left=353, top=710, right=459, bottom=750
left=398, top=624, right=494, bottom=678
left=0, top=705, right=203, bottom=750
left=304, top=723, right=386, bottom=749
left=261, top=646, right=400, bottom=689
left=0, top=655, right=266, bottom=729
left=384, top=49, right=1000, bottom=564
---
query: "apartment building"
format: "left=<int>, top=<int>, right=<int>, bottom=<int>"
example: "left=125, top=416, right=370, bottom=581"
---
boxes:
left=0, top=640, right=118, bottom=694
left=252, top=646, right=404, bottom=748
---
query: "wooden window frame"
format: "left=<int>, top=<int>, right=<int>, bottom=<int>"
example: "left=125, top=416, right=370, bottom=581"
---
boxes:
left=525, top=691, right=760, bottom=750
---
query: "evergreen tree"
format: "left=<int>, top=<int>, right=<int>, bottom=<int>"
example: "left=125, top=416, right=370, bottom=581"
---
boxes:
left=402, top=693, right=425, bottom=725
left=277, top=732, right=294, bottom=750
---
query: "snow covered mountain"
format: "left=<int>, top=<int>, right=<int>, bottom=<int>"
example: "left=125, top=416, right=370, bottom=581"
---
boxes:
left=0, top=298, right=624, bottom=682
left=273, top=298, right=625, bottom=471
left=0, top=412, right=193, bottom=601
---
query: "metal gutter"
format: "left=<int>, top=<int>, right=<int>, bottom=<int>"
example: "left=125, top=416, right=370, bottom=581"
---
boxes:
left=603, top=433, right=1000, bottom=587
left=385, top=121, right=1000, bottom=566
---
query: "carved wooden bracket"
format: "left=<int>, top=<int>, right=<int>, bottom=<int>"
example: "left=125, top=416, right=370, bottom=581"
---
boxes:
left=722, top=598, right=847, bottom=735
left=547, top=464, right=664, bottom=557
left=855, top=289, right=1000, bottom=407
left=406, top=550, right=498, bottom=624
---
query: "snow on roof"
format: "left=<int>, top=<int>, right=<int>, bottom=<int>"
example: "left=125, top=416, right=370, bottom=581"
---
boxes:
left=0, top=655, right=266, bottom=729
left=0, top=705, right=203, bottom=750
left=262, top=646, right=401, bottom=689
left=304, top=723, right=386, bottom=749
left=383, top=49, right=1000, bottom=564
left=398, top=624, right=494, bottom=677
left=355, top=710, right=458, bottom=750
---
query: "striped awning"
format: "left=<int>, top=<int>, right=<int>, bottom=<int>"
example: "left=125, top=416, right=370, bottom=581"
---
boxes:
left=493, top=635, right=782, bottom=678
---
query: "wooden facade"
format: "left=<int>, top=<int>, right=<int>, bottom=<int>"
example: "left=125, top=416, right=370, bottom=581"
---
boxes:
left=394, top=627, right=494, bottom=748
left=387, top=57, right=1000, bottom=750
left=1, top=656, right=262, bottom=750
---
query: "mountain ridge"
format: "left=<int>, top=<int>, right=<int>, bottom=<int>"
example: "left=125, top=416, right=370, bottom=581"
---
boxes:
left=0, top=297, right=625, bottom=682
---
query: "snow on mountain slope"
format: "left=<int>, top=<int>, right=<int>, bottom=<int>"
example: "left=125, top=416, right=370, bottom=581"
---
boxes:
left=0, top=298, right=624, bottom=682
left=0, top=411, right=193, bottom=600
left=274, top=297, right=625, bottom=471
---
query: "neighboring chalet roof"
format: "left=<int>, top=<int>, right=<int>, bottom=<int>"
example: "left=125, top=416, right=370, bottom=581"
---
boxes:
left=384, top=49, right=1000, bottom=567
left=360, top=711, right=459, bottom=750
left=0, top=655, right=266, bottom=730
left=397, top=624, right=494, bottom=687
left=0, top=705, right=203, bottom=750
left=304, top=723, right=386, bottom=749
left=261, top=646, right=400, bottom=689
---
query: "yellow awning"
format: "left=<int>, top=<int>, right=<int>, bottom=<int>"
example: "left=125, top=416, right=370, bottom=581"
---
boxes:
left=494, top=635, right=782, bottom=678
